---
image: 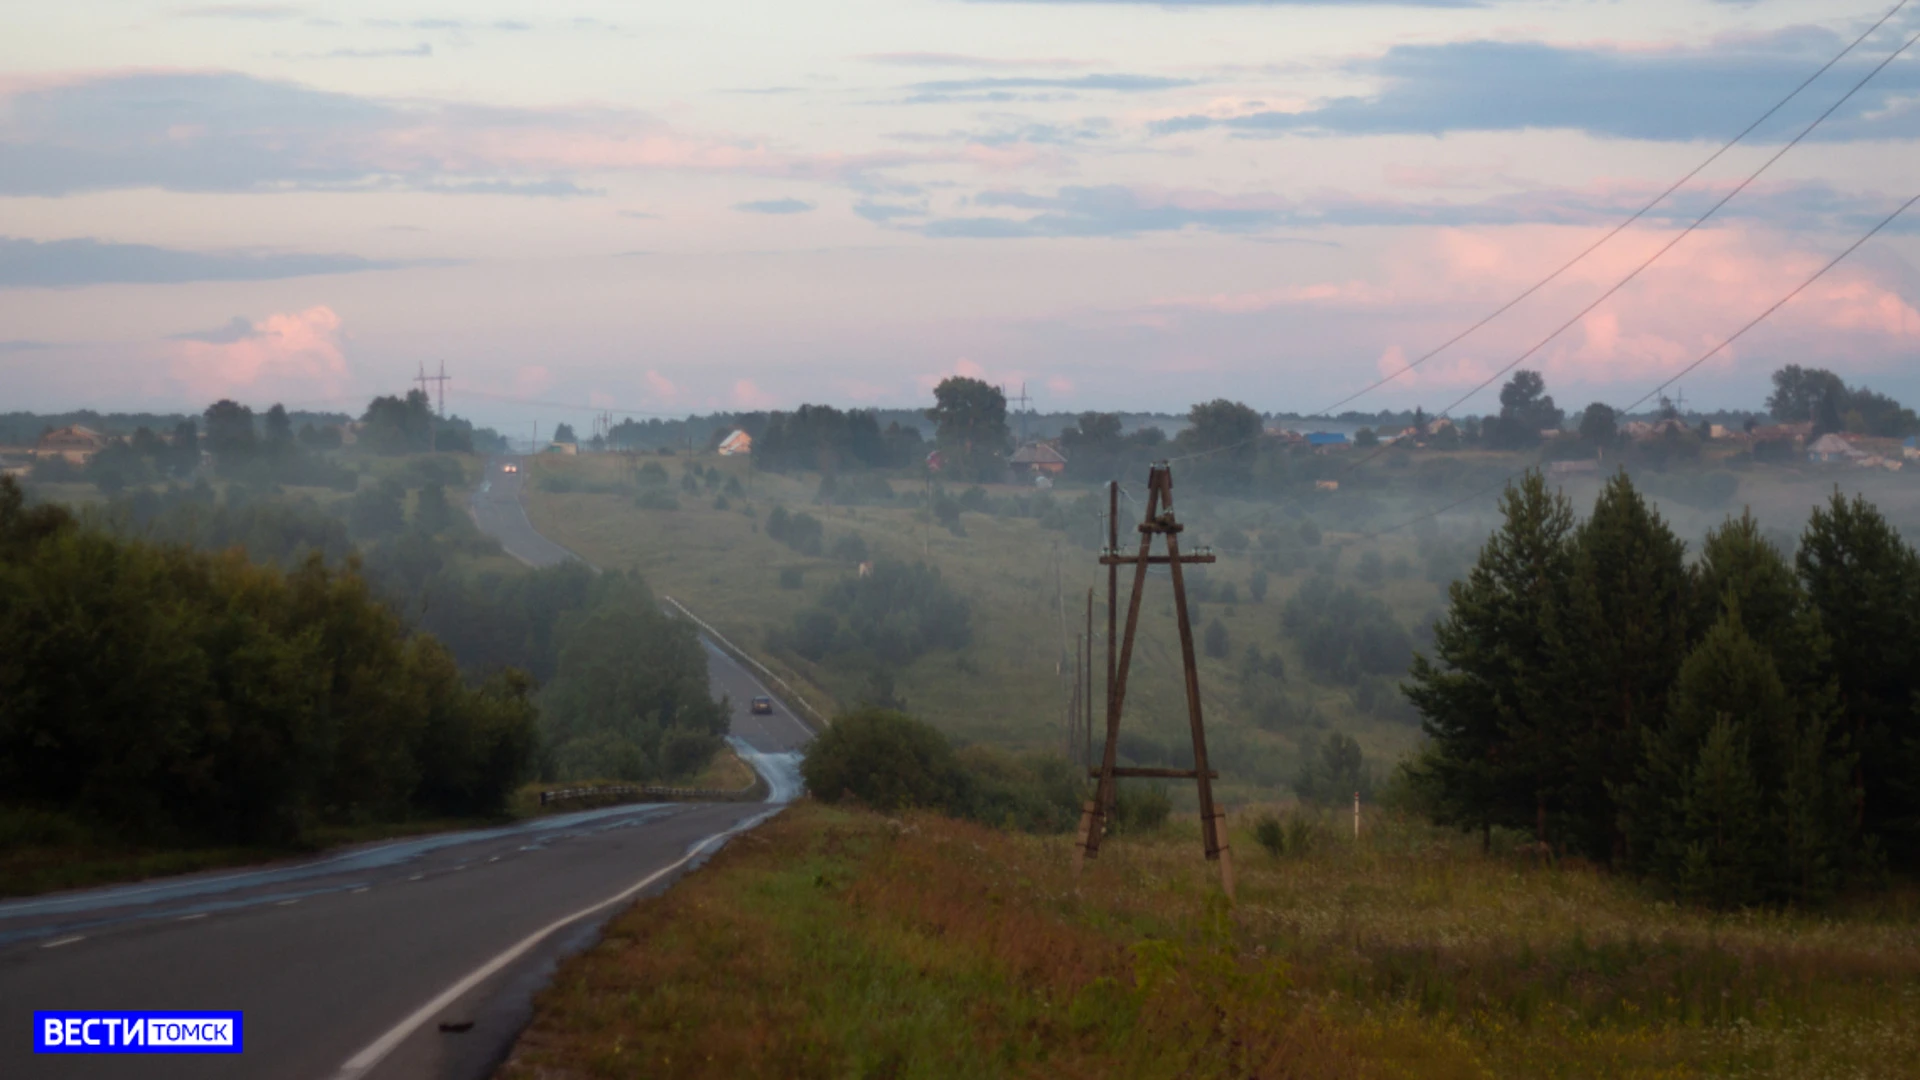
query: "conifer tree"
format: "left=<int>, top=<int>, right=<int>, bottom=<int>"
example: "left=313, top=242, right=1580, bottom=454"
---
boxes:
left=1628, top=604, right=1850, bottom=902
left=1694, top=510, right=1830, bottom=699
left=1539, top=472, right=1691, bottom=860
left=1675, top=716, right=1768, bottom=908
left=1406, top=471, right=1574, bottom=848
left=1797, top=490, right=1920, bottom=867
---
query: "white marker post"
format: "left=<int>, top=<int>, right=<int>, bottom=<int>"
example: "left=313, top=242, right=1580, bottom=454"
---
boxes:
left=1353, top=791, right=1360, bottom=841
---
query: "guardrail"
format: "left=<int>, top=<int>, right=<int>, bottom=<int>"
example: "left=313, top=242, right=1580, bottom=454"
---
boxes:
left=661, top=594, right=826, bottom=731
left=538, top=781, right=758, bottom=807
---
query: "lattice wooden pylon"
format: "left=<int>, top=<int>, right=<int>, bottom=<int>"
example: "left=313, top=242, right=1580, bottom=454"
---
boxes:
left=1073, top=462, right=1235, bottom=900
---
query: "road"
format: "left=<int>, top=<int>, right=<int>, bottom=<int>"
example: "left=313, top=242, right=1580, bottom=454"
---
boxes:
left=0, top=456, right=811, bottom=1079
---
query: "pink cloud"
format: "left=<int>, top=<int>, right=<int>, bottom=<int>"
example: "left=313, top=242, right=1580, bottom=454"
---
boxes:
left=732, top=378, right=774, bottom=408
left=1143, top=223, right=1920, bottom=397
left=515, top=365, right=553, bottom=395
left=169, top=305, right=349, bottom=399
left=644, top=369, right=678, bottom=400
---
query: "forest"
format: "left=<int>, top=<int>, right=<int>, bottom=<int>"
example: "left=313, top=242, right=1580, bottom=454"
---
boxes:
left=1409, top=472, right=1920, bottom=906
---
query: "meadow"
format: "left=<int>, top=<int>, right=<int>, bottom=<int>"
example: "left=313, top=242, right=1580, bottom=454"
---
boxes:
left=517, top=445, right=1920, bottom=809
left=498, top=801, right=1920, bottom=1080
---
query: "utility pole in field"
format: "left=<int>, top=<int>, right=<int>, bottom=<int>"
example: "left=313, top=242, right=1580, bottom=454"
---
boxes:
left=1075, top=463, right=1234, bottom=900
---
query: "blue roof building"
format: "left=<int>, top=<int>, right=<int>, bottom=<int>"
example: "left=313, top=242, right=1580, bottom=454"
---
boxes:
left=1305, top=432, right=1349, bottom=447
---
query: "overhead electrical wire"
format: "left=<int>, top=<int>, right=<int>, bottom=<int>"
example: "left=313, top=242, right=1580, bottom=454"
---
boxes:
left=1286, top=21, right=1920, bottom=478
left=1167, top=1, right=1914, bottom=467
left=1310, top=0, right=1912, bottom=419
left=1351, top=189, right=1920, bottom=542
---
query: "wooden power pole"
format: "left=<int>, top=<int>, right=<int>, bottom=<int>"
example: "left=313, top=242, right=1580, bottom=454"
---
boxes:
left=1075, top=462, right=1234, bottom=900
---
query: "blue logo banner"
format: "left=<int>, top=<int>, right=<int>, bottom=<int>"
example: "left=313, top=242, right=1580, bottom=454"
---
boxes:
left=34, top=1011, right=244, bottom=1054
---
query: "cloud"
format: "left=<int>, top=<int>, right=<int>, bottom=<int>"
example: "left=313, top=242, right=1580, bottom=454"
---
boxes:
left=974, top=0, right=1483, bottom=5
left=290, top=43, right=433, bottom=60
left=734, top=198, right=815, bottom=214
left=1130, top=223, right=1920, bottom=402
left=645, top=370, right=678, bottom=400
left=176, top=4, right=305, bottom=19
left=900, top=72, right=1195, bottom=104
left=732, top=379, right=775, bottom=408
left=0, top=71, right=792, bottom=198
left=907, top=180, right=1920, bottom=240
left=0, top=236, right=409, bottom=288
left=169, top=306, right=350, bottom=399
left=1150, top=33, right=1920, bottom=142
left=0, top=70, right=978, bottom=200
left=859, top=52, right=1096, bottom=69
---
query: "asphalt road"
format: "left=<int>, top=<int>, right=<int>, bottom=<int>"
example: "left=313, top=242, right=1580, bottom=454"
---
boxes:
left=0, top=456, right=812, bottom=1079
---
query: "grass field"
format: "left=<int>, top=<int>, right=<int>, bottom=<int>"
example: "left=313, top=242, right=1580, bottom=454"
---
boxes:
left=498, top=800, right=1920, bottom=1079
left=520, top=453, right=1452, bottom=807
left=518, top=447, right=1920, bottom=807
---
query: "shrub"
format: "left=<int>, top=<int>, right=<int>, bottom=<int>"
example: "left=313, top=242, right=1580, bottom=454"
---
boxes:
left=779, top=566, right=804, bottom=590
left=1253, top=812, right=1285, bottom=858
left=1204, top=618, right=1230, bottom=659
left=635, top=488, right=680, bottom=511
left=830, top=533, right=870, bottom=564
left=802, top=708, right=966, bottom=812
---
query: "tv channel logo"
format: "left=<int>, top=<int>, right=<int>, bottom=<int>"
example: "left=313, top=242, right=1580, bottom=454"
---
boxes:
left=35, top=1011, right=244, bottom=1054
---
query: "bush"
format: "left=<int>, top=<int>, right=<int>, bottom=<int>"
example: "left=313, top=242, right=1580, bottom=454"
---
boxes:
left=779, top=566, right=804, bottom=590
left=635, top=488, right=680, bottom=511
left=830, top=532, right=870, bottom=564
left=1280, top=575, right=1412, bottom=684
left=1204, top=617, right=1230, bottom=659
left=1112, top=783, right=1171, bottom=833
left=802, top=708, right=966, bottom=812
left=1254, top=812, right=1285, bottom=858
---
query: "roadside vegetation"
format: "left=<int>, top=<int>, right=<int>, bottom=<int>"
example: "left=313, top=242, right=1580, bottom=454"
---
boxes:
left=499, top=800, right=1920, bottom=1080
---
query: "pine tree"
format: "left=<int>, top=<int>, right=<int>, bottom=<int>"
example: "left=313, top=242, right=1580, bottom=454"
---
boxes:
left=1539, top=472, right=1691, bottom=861
left=1675, top=716, right=1769, bottom=908
left=1797, top=490, right=1920, bottom=867
left=1405, top=471, right=1574, bottom=848
left=1694, top=510, right=1831, bottom=701
left=1628, top=604, right=1849, bottom=902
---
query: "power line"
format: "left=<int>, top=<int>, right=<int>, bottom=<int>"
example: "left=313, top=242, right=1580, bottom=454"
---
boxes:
left=1310, top=0, right=1911, bottom=419
left=1317, top=23, right=1920, bottom=477
left=1168, top=2, right=1914, bottom=469
left=1353, top=189, right=1920, bottom=543
left=1421, top=27, right=1920, bottom=428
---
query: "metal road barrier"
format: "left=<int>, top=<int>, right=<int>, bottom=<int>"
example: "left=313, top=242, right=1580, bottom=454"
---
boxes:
left=661, top=595, right=826, bottom=731
left=537, top=780, right=760, bottom=807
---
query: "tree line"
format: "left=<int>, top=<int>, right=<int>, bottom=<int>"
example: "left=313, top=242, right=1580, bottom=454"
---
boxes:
left=1409, top=471, right=1920, bottom=906
left=0, top=477, right=538, bottom=847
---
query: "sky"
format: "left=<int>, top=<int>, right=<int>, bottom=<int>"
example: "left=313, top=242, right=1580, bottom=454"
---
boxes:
left=3, top=0, right=1919, bottom=431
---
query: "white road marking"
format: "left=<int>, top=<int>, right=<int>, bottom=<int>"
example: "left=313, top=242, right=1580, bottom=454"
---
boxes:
left=277, top=899, right=300, bottom=906
left=177, top=913, right=207, bottom=921
left=42, top=936, right=84, bottom=949
left=408, top=874, right=423, bottom=881
left=329, top=806, right=781, bottom=1080
left=352, top=887, right=370, bottom=894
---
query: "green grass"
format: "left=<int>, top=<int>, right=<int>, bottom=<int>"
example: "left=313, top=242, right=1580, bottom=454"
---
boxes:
left=521, top=453, right=1444, bottom=805
left=520, top=449, right=1920, bottom=810
left=499, top=801, right=1920, bottom=1080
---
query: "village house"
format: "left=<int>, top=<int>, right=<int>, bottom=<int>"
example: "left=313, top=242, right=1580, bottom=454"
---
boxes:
left=1009, top=442, right=1068, bottom=476
left=34, top=425, right=109, bottom=463
left=716, top=429, right=753, bottom=456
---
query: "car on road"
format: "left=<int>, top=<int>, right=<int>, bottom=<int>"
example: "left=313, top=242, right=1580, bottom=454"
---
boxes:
left=502, top=462, right=519, bottom=473
left=750, top=695, right=774, bottom=715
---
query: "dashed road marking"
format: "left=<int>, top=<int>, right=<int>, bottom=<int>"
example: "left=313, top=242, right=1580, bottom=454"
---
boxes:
left=42, top=935, right=84, bottom=949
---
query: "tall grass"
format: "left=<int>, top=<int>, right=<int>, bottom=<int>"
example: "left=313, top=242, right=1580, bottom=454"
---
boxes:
left=500, top=803, right=1920, bottom=1079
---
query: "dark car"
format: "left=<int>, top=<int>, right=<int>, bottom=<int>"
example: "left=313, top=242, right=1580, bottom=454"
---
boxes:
left=750, top=695, right=774, bottom=715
